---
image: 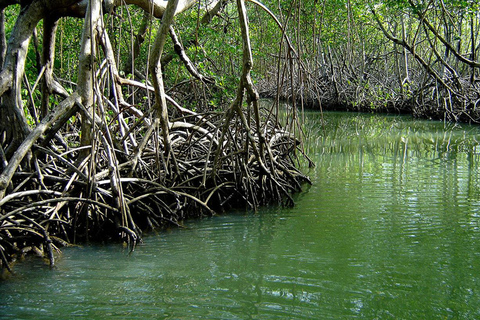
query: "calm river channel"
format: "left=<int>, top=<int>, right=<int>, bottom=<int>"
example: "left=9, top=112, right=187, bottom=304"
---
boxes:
left=2, top=111, right=480, bottom=319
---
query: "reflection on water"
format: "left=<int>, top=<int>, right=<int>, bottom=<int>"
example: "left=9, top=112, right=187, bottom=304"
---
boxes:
left=2, top=111, right=480, bottom=319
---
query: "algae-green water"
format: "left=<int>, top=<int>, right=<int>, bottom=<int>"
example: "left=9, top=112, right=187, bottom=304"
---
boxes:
left=2, top=111, right=480, bottom=319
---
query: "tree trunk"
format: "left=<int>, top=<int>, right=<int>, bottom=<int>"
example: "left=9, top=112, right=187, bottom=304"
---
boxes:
left=41, top=17, right=68, bottom=119
left=0, top=1, right=45, bottom=157
left=148, top=0, right=180, bottom=161
left=0, top=9, right=5, bottom=67
left=78, top=0, right=102, bottom=161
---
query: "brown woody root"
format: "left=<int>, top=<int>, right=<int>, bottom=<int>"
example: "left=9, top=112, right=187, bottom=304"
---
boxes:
left=0, top=103, right=310, bottom=272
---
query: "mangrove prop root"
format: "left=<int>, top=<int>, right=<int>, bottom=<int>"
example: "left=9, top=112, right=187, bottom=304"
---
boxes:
left=0, top=105, right=309, bottom=272
left=0, top=0, right=310, bottom=274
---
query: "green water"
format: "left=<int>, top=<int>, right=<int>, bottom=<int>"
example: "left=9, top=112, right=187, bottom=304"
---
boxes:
left=2, top=112, right=480, bottom=319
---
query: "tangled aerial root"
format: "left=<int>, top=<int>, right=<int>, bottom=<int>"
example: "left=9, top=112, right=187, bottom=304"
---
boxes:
left=0, top=104, right=310, bottom=271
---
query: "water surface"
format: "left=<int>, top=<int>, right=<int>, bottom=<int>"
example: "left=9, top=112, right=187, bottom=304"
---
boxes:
left=2, top=111, right=480, bottom=319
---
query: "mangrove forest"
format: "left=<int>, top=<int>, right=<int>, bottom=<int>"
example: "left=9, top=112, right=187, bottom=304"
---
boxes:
left=1, top=0, right=480, bottom=274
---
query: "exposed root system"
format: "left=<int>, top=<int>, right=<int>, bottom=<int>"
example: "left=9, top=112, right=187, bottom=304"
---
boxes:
left=0, top=0, right=312, bottom=273
left=0, top=104, right=310, bottom=271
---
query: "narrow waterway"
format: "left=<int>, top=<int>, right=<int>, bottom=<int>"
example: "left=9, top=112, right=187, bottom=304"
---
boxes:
left=2, top=111, right=480, bottom=319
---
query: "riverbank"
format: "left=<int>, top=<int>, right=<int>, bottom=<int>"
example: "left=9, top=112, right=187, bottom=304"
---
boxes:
left=259, top=77, right=480, bottom=125
left=256, top=46, right=480, bottom=126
